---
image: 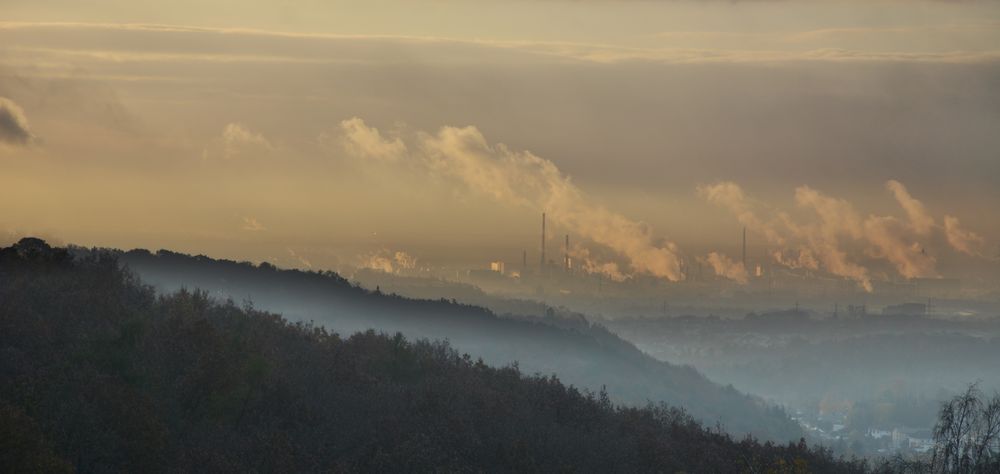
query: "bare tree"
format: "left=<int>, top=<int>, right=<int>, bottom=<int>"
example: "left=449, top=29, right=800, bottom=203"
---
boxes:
left=931, top=383, right=1000, bottom=474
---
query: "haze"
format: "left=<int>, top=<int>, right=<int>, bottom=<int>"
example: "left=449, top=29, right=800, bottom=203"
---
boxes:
left=1, top=0, right=998, bottom=284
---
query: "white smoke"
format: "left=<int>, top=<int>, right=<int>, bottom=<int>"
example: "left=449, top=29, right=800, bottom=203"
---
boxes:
left=863, top=215, right=936, bottom=279
left=393, top=250, right=417, bottom=270
left=698, top=181, right=788, bottom=246
left=360, top=254, right=395, bottom=273
left=700, top=180, right=984, bottom=291
left=772, top=248, right=819, bottom=270
left=358, top=248, right=418, bottom=274
left=886, top=179, right=934, bottom=235
left=789, top=186, right=875, bottom=291
left=569, top=246, right=630, bottom=282
left=702, top=252, right=749, bottom=284
left=339, top=118, right=684, bottom=281
left=944, top=215, right=987, bottom=257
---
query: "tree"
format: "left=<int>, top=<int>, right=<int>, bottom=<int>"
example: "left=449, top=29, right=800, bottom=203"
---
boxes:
left=931, top=383, right=1000, bottom=474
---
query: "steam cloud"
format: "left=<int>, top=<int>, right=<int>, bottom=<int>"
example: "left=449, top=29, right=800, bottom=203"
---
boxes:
left=944, top=215, right=987, bottom=258
left=569, top=245, right=629, bottom=282
left=339, top=118, right=684, bottom=281
left=701, top=180, right=990, bottom=291
left=886, top=180, right=934, bottom=235
left=0, top=97, right=36, bottom=146
left=702, top=252, right=749, bottom=284
left=335, top=118, right=990, bottom=288
left=358, top=248, right=419, bottom=274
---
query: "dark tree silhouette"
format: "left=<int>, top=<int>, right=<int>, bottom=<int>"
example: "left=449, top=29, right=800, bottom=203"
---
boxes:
left=0, top=239, right=869, bottom=472
left=930, top=384, right=1000, bottom=474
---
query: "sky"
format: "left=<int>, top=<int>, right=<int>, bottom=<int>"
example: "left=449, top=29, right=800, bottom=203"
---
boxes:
left=1, top=0, right=998, bottom=287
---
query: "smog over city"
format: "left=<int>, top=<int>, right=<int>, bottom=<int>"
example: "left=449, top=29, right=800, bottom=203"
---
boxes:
left=2, top=1, right=999, bottom=472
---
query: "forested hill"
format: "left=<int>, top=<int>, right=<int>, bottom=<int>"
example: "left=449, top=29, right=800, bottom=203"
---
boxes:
left=0, top=239, right=864, bottom=473
left=109, top=244, right=802, bottom=441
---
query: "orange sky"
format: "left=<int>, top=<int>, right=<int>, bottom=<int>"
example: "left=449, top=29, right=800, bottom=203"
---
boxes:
left=1, top=0, right=998, bottom=284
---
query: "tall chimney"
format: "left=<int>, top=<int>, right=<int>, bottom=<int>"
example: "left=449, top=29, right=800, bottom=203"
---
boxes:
left=742, top=226, right=747, bottom=270
left=564, top=234, right=570, bottom=272
left=540, top=212, right=546, bottom=274
left=522, top=249, right=527, bottom=272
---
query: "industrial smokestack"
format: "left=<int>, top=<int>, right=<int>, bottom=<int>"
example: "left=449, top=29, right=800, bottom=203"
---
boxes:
left=540, top=212, right=546, bottom=275
left=522, top=249, right=527, bottom=272
left=565, top=234, right=570, bottom=272
left=742, top=226, right=747, bottom=270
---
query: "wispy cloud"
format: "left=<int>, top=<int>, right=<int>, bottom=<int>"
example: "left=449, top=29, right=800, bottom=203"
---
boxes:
left=0, top=97, right=37, bottom=146
left=2, top=21, right=998, bottom=68
left=202, top=123, right=273, bottom=160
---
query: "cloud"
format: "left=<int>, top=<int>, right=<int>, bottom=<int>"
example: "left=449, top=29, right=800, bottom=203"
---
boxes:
left=200, top=123, right=273, bottom=160
left=0, top=97, right=36, bottom=146
left=702, top=252, right=748, bottom=285
left=3, top=21, right=999, bottom=70
left=339, top=118, right=684, bottom=281
left=242, top=216, right=266, bottom=231
left=220, top=123, right=271, bottom=159
left=337, top=118, right=407, bottom=161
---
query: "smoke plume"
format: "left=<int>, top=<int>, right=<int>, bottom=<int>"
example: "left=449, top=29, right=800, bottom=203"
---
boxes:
left=358, top=248, right=419, bottom=274
left=700, top=180, right=984, bottom=291
left=944, top=215, right=987, bottom=257
left=340, top=118, right=684, bottom=281
left=569, top=245, right=630, bottom=282
left=886, top=180, right=934, bottom=235
left=702, top=252, right=749, bottom=284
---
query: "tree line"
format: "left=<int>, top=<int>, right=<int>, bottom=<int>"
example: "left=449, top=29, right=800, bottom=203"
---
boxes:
left=1, top=238, right=996, bottom=472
